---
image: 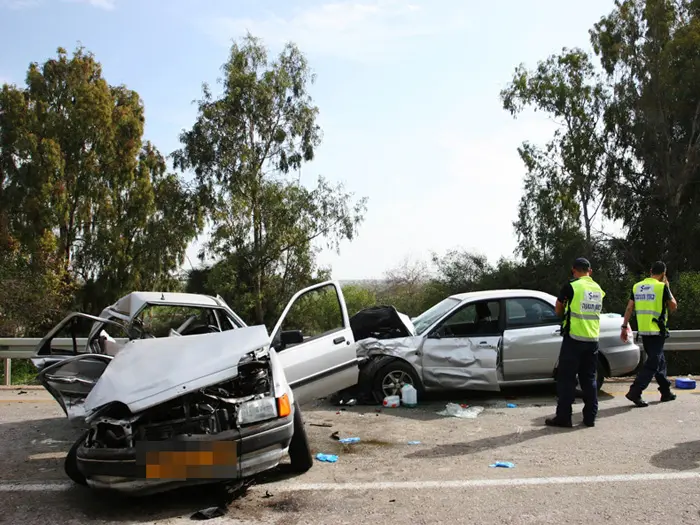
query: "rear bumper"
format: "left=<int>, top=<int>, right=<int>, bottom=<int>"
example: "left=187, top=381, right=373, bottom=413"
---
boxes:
left=603, top=343, right=642, bottom=377
left=76, top=415, right=294, bottom=495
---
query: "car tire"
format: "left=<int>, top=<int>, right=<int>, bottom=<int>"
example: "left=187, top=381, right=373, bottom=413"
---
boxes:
left=371, top=359, right=422, bottom=404
left=65, top=432, right=88, bottom=486
left=288, top=401, right=313, bottom=473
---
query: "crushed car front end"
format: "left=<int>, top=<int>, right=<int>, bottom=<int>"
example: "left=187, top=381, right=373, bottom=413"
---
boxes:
left=71, top=346, right=295, bottom=495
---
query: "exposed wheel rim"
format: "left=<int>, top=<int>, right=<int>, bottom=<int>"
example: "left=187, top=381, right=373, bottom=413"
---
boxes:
left=381, top=370, right=414, bottom=397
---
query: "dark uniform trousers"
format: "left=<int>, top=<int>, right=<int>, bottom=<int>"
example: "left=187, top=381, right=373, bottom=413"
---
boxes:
left=629, top=335, right=672, bottom=397
left=556, top=335, right=599, bottom=423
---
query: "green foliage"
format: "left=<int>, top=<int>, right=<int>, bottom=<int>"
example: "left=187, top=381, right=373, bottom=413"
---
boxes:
left=173, top=34, right=367, bottom=324
left=0, top=46, right=202, bottom=319
left=501, top=48, right=609, bottom=261
left=590, top=0, right=700, bottom=273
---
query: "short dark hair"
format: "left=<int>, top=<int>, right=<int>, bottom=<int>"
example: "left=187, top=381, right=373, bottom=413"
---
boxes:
left=573, top=257, right=591, bottom=272
left=651, top=261, right=666, bottom=275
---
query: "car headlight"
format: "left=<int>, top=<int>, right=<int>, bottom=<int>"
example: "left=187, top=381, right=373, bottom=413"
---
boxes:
left=236, top=397, right=278, bottom=425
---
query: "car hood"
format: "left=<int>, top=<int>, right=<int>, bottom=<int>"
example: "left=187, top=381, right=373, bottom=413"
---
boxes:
left=84, top=325, right=271, bottom=416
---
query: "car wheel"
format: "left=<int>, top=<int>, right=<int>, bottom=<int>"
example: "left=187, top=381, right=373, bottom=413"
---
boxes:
left=65, top=432, right=88, bottom=486
left=372, top=359, right=422, bottom=404
left=288, top=401, right=313, bottom=473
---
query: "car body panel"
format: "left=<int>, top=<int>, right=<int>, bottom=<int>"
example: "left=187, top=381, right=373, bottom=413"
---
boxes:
left=271, top=281, right=359, bottom=405
left=84, top=326, right=271, bottom=415
left=37, top=354, right=114, bottom=424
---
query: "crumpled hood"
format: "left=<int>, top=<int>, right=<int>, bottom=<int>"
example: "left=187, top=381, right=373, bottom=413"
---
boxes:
left=84, top=325, right=271, bottom=416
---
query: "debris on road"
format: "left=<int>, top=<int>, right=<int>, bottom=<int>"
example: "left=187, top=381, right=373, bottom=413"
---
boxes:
left=383, top=395, right=400, bottom=408
left=506, top=403, right=518, bottom=408
left=310, top=422, right=333, bottom=428
left=407, top=441, right=422, bottom=445
left=338, top=437, right=361, bottom=444
left=676, top=377, right=696, bottom=389
left=316, top=453, right=339, bottom=463
left=190, top=507, right=227, bottom=520
left=489, top=461, right=515, bottom=468
left=437, top=403, right=484, bottom=419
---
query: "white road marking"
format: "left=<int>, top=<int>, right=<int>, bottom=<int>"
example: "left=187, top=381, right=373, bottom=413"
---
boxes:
left=1, top=472, right=699, bottom=493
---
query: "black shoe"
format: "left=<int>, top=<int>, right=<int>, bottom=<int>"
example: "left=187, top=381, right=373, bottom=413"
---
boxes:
left=660, top=392, right=677, bottom=402
left=545, top=417, right=573, bottom=428
left=583, top=420, right=595, bottom=427
left=625, top=392, right=649, bottom=407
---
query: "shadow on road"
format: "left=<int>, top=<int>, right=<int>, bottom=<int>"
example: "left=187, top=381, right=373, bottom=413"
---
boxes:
left=303, top=383, right=615, bottom=423
left=404, top=404, right=635, bottom=459
left=650, top=440, right=700, bottom=471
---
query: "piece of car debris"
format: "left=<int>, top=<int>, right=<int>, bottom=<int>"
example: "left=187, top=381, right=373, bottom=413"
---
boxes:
left=506, top=403, right=517, bottom=408
left=310, top=422, right=333, bottom=428
left=331, top=431, right=340, bottom=440
left=316, top=453, right=339, bottom=463
left=489, top=461, right=515, bottom=468
left=407, top=441, right=421, bottom=445
left=338, top=437, right=360, bottom=444
left=190, top=506, right=227, bottom=520
left=437, top=403, right=484, bottom=419
left=263, top=491, right=273, bottom=499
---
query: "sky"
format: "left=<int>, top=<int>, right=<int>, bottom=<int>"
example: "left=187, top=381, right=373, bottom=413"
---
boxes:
left=0, top=0, right=618, bottom=280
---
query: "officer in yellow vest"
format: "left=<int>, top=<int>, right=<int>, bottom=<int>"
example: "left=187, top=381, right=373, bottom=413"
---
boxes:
left=622, top=261, right=678, bottom=407
left=546, top=257, right=605, bottom=428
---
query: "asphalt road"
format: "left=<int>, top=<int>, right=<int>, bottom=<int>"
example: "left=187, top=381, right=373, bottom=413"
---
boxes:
left=1, top=380, right=699, bottom=524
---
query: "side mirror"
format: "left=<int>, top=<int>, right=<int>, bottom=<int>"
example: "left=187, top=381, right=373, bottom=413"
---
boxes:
left=281, top=330, right=304, bottom=346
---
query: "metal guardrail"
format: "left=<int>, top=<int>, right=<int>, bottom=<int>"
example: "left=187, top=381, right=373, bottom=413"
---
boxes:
left=0, top=337, right=128, bottom=386
left=2, top=332, right=700, bottom=386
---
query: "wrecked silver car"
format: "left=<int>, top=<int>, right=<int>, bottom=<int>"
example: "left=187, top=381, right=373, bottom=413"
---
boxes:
left=350, top=289, right=642, bottom=403
left=31, top=281, right=361, bottom=495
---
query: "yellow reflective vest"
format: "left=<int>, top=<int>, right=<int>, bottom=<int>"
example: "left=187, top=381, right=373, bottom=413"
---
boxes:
left=632, top=277, right=667, bottom=336
left=563, top=276, right=606, bottom=342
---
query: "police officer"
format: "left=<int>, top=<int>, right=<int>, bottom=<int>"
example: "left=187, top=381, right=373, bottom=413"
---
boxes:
left=546, top=257, right=605, bottom=428
left=623, top=261, right=678, bottom=407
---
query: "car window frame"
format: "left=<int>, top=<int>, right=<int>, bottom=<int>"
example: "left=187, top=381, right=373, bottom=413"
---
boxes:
left=428, top=299, right=504, bottom=339
left=504, top=296, right=560, bottom=330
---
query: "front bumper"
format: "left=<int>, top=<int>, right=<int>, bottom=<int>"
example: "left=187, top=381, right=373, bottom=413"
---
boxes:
left=76, top=414, right=294, bottom=495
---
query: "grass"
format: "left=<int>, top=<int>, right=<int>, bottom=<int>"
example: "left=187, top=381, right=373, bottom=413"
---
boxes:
left=0, top=359, right=39, bottom=386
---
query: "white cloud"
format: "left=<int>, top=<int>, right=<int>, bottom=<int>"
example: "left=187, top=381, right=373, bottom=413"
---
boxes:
left=202, top=0, right=470, bottom=61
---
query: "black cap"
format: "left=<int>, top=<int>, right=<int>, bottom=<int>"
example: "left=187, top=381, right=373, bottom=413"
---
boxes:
left=573, top=257, right=591, bottom=271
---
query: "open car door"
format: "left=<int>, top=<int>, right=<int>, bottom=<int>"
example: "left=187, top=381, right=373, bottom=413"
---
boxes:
left=37, top=354, right=113, bottom=425
left=31, top=312, right=131, bottom=373
left=270, top=281, right=359, bottom=405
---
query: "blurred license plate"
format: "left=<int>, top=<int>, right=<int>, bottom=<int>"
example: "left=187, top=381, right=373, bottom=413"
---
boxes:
left=237, top=397, right=277, bottom=424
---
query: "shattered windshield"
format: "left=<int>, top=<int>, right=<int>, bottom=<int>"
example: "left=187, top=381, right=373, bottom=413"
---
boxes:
left=412, top=297, right=461, bottom=335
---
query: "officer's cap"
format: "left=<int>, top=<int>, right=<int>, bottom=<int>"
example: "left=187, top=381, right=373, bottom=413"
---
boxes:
left=573, top=257, right=591, bottom=271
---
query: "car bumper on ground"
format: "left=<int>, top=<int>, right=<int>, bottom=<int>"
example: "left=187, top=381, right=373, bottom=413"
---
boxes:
left=76, top=415, right=294, bottom=495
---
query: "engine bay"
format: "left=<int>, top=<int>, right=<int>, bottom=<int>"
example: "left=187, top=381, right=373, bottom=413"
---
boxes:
left=84, top=352, right=273, bottom=449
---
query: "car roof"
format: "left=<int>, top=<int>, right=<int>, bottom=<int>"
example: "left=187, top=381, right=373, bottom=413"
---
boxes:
left=448, top=289, right=556, bottom=302
left=108, top=292, right=223, bottom=317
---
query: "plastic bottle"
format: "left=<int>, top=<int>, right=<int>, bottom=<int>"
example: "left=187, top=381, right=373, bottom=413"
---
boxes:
left=382, top=395, right=400, bottom=408
left=401, top=384, right=418, bottom=407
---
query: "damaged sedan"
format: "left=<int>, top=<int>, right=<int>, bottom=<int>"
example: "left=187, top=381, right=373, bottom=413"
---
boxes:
left=350, top=289, right=642, bottom=403
left=31, top=281, right=360, bottom=495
